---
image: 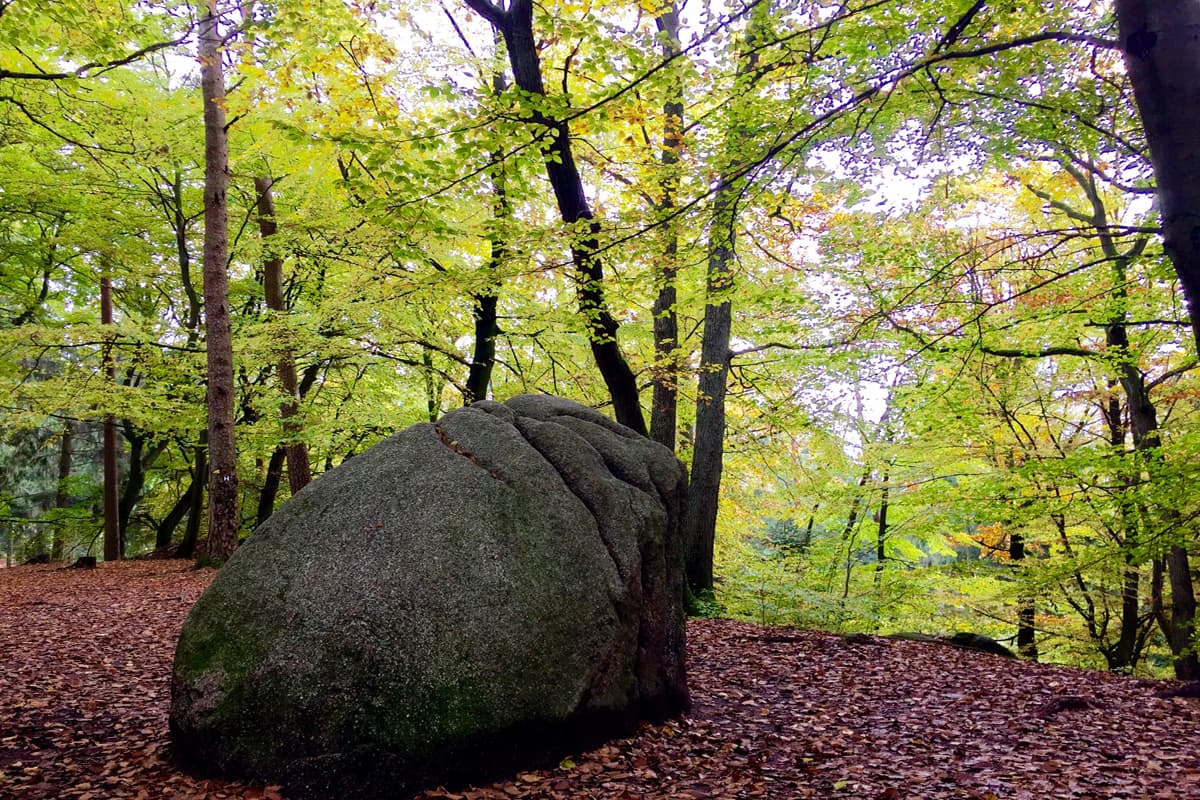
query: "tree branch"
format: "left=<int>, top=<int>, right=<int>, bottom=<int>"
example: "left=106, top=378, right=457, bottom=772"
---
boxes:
left=462, top=0, right=506, bottom=28
left=0, top=29, right=195, bottom=81
left=978, top=343, right=1097, bottom=360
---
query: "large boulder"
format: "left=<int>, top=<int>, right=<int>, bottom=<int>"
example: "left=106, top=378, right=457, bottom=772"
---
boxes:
left=170, top=395, right=689, bottom=798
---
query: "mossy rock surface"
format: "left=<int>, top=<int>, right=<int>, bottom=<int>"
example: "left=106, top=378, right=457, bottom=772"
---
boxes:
left=169, top=395, right=689, bottom=799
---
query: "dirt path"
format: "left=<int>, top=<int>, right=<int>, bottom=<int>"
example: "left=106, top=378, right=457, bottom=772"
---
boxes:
left=2, top=561, right=1198, bottom=799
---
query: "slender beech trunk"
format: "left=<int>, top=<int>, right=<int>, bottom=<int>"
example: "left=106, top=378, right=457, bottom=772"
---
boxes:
left=1117, top=0, right=1200, bottom=355
left=1026, top=157, right=1159, bottom=669
left=51, top=420, right=73, bottom=560
left=254, top=175, right=311, bottom=493
left=1123, top=366, right=1198, bottom=678
left=258, top=360, right=327, bottom=522
left=1104, top=370, right=1143, bottom=670
left=1164, top=545, right=1200, bottom=678
left=1009, top=531, right=1038, bottom=660
left=683, top=190, right=736, bottom=593
left=800, top=503, right=819, bottom=554
left=874, top=469, right=889, bottom=587
left=683, top=1, right=772, bottom=593
left=1107, top=353, right=1145, bottom=671
left=240, top=4, right=310, bottom=495
left=650, top=3, right=683, bottom=450
left=464, top=46, right=509, bottom=405
left=1116, top=2, right=1200, bottom=677
left=51, top=422, right=73, bottom=561
left=831, top=467, right=872, bottom=597
left=256, top=446, right=286, bottom=527
left=156, top=478, right=193, bottom=550
left=422, top=347, right=442, bottom=422
left=177, top=435, right=207, bottom=560
left=101, top=275, right=121, bottom=561
left=1148, top=547, right=1196, bottom=680
left=199, top=0, right=240, bottom=562
left=1111, top=278, right=1196, bottom=676
left=462, top=0, right=646, bottom=435
left=117, top=432, right=143, bottom=552
left=465, top=281, right=500, bottom=404
left=1076, top=157, right=1152, bottom=670
left=173, top=170, right=204, bottom=334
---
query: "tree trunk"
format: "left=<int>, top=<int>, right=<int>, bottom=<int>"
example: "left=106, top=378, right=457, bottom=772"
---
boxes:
left=1009, top=530, right=1038, bottom=660
left=649, top=3, right=683, bottom=451
left=117, top=431, right=143, bottom=553
left=254, top=174, right=311, bottom=494
left=463, top=0, right=645, bottom=435
left=465, top=289, right=500, bottom=405
left=683, top=1, right=772, bottom=594
left=830, top=467, right=872, bottom=597
left=51, top=420, right=73, bottom=560
left=155, top=478, right=193, bottom=551
left=465, top=56, right=509, bottom=406
left=1121, top=352, right=1197, bottom=677
left=173, top=169, right=203, bottom=334
left=1116, top=0, right=1200, bottom=355
left=256, top=446, right=286, bottom=527
left=101, top=275, right=121, bottom=561
left=116, top=425, right=165, bottom=552
left=1166, top=545, right=1200, bottom=679
left=199, top=0, right=240, bottom=562
left=1109, top=5, right=1200, bottom=671
left=874, top=470, right=889, bottom=587
left=1113, top=563, right=1142, bottom=669
left=177, top=436, right=207, bottom=561
left=421, top=348, right=439, bottom=422
left=683, top=204, right=734, bottom=593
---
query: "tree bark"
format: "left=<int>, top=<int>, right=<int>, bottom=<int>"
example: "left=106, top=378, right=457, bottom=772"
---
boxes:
left=1112, top=5, right=1200, bottom=673
left=832, top=467, right=872, bottom=598
left=874, top=470, right=889, bottom=587
left=1165, top=545, right=1200, bottom=679
left=464, top=56, right=509, bottom=406
left=1008, top=530, right=1038, bottom=660
left=177, top=435, right=207, bottom=560
left=1122, top=349, right=1198, bottom=678
left=101, top=275, right=121, bottom=561
left=683, top=189, right=736, bottom=593
left=1029, top=155, right=1161, bottom=670
left=683, top=0, right=772, bottom=593
left=173, top=169, right=203, bottom=334
left=462, top=0, right=646, bottom=435
left=51, top=420, right=73, bottom=560
left=155, top=478, right=193, bottom=551
left=199, top=0, right=240, bottom=562
left=256, top=446, right=286, bottom=528
left=1117, top=0, right=1200, bottom=355
left=254, top=175, right=311, bottom=494
left=422, top=347, right=441, bottom=422
left=650, top=3, right=683, bottom=451
left=117, top=430, right=143, bottom=552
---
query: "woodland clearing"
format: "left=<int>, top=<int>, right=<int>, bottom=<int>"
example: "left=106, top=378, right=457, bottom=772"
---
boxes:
left=1, top=561, right=1199, bottom=799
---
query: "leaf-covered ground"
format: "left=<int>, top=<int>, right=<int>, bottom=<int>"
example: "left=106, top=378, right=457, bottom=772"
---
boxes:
left=2, top=562, right=1199, bottom=799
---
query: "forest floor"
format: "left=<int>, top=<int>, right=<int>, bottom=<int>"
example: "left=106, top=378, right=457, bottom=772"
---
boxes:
left=2, top=562, right=1200, bottom=800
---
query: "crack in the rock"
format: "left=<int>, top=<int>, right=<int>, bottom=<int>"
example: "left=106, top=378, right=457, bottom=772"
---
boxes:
left=509, top=415, right=648, bottom=709
left=543, top=414, right=679, bottom=515
left=513, top=417, right=634, bottom=592
left=433, top=425, right=505, bottom=481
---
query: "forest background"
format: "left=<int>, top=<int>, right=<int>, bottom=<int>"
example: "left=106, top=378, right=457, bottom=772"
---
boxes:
left=3, top=0, right=1199, bottom=680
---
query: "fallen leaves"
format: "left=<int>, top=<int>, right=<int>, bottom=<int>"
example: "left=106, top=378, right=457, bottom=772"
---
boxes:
left=2, top=562, right=1200, bottom=799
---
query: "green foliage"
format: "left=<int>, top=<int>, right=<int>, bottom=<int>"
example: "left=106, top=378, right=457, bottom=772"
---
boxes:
left=0, top=0, right=1197, bottom=675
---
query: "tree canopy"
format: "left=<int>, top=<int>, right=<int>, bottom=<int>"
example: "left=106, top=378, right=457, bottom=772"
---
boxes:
left=2, top=0, right=1198, bottom=676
